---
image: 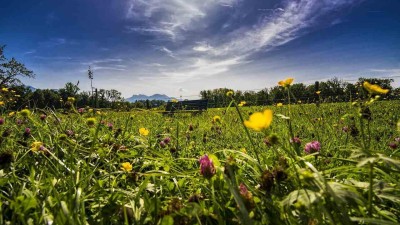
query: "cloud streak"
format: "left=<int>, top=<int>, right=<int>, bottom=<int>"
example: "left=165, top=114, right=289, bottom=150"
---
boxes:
left=127, top=0, right=363, bottom=82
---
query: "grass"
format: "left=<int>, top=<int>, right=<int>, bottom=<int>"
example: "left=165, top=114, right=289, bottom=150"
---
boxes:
left=0, top=98, right=399, bottom=224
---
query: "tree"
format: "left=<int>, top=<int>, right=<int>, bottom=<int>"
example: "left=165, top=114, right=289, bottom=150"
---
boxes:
left=0, top=45, right=35, bottom=87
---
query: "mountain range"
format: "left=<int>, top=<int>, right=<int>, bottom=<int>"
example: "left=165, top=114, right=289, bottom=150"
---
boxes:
left=126, top=94, right=172, bottom=102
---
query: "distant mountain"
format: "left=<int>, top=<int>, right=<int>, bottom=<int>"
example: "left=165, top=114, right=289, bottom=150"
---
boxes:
left=126, top=94, right=172, bottom=102
left=26, top=85, right=36, bottom=91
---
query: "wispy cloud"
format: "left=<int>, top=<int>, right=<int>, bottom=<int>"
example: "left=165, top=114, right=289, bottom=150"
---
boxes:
left=81, top=58, right=123, bottom=66
left=126, top=0, right=238, bottom=40
left=23, top=50, right=36, bottom=55
left=128, top=0, right=363, bottom=82
left=34, top=56, right=72, bottom=60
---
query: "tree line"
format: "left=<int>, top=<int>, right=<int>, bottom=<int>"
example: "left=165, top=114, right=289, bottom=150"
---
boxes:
left=200, top=77, right=400, bottom=108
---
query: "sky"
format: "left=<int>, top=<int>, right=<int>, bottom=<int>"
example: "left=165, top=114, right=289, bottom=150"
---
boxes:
left=0, top=0, right=399, bottom=99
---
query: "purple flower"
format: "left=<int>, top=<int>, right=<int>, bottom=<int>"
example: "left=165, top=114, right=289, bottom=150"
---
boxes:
left=16, top=119, right=23, bottom=126
left=40, top=114, right=47, bottom=121
left=163, top=137, right=171, bottom=144
left=0, top=118, right=4, bottom=125
left=78, top=108, right=85, bottom=114
left=199, top=154, right=216, bottom=179
left=290, top=136, right=301, bottom=145
left=159, top=141, right=166, bottom=148
left=239, top=183, right=249, bottom=196
left=23, top=127, right=31, bottom=138
left=304, top=141, right=321, bottom=154
left=389, top=142, right=398, bottom=150
left=107, top=122, right=113, bottom=130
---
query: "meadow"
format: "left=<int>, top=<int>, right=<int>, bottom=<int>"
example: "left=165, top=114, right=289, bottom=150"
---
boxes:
left=0, top=86, right=399, bottom=224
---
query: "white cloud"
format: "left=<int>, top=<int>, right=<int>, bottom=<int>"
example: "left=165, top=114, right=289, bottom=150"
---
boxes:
left=126, top=0, right=238, bottom=40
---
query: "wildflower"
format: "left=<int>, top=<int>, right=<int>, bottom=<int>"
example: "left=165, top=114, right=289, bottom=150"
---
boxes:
left=290, top=136, right=301, bottom=145
left=304, top=141, right=321, bottom=154
left=78, top=108, right=85, bottom=114
left=0, top=101, right=4, bottom=106
left=31, top=141, right=44, bottom=152
left=121, top=162, right=133, bottom=172
left=40, top=114, right=47, bottom=121
left=277, top=103, right=283, bottom=107
left=213, top=116, right=221, bottom=123
left=226, top=90, right=234, bottom=97
left=20, top=109, right=31, bottom=117
left=244, top=109, right=273, bottom=131
left=389, top=142, right=398, bottom=150
left=86, top=118, right=96, bottom=126
left=139, top=128, right=149, bottom=136
left=163, top=137, right=171, bottom=144
left=1, top=88, right=8, bottom=92
left=88, top=108, right=93, bottom=113
left=159, top=141, right=166, bottom=148
left=24, top=128, right=31, bottom=137
left=316, top=91, right=321, bottom=95
left=238, top=101, right=246, bottom=107
left=107, top=122, right=113, bottom=130
left=199, top=154, right=216, bottom=179
left=0, top=118, right=4, bottom=125
left=239, top=183, right=253, bottom=203
left=8, top=112, right=15, bottom=117
left=363, top=81, right=389, bottom=95
left=278, top=78, right=294, bottom=88
left=67, top=97, right=75, bottom=103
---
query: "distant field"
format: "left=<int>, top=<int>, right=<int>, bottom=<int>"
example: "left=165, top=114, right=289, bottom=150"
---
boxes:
left=0, top=100, right=399, bottom=224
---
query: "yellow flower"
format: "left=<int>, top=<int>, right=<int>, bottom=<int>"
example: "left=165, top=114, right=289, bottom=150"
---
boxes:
left=139, top=128, right=149, bottom=136
left=171, top=99, right=178, bottom=103
left=238, top=101, right=246, bottom=107
left=67, top=97, right=75, bottom=103
left=240, top=148, right=247, bottom=154
left=244, top=109, right=273, bottom=131
left=88, top=108, right=93, bottom=113
left=8, top=111, right=15, bottom=117
left=278, top=78, right=294, bottom=88
left=0, top=101, right=4, bottom=106
left=277, top=103, right=283, bottom=107
left=213, top=116, right=221, bottom=123
left=2, top=88, right=8, bottom=92
left=363, top=81, right=389, bottom=95
left=121, top=162, right=133, bottom=172
left=20, top=109, right=31, bottom=117
left=86, top=117, right=96, bottom=126
left=31, top=141, right=43, bottom=152
left=226, top=90, right=234, bottom=97
left=316, top=91, right=321, bottom=95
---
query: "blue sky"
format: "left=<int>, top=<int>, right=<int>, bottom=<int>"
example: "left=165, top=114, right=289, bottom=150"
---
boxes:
left=1, top=0, right=399, bottom=98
